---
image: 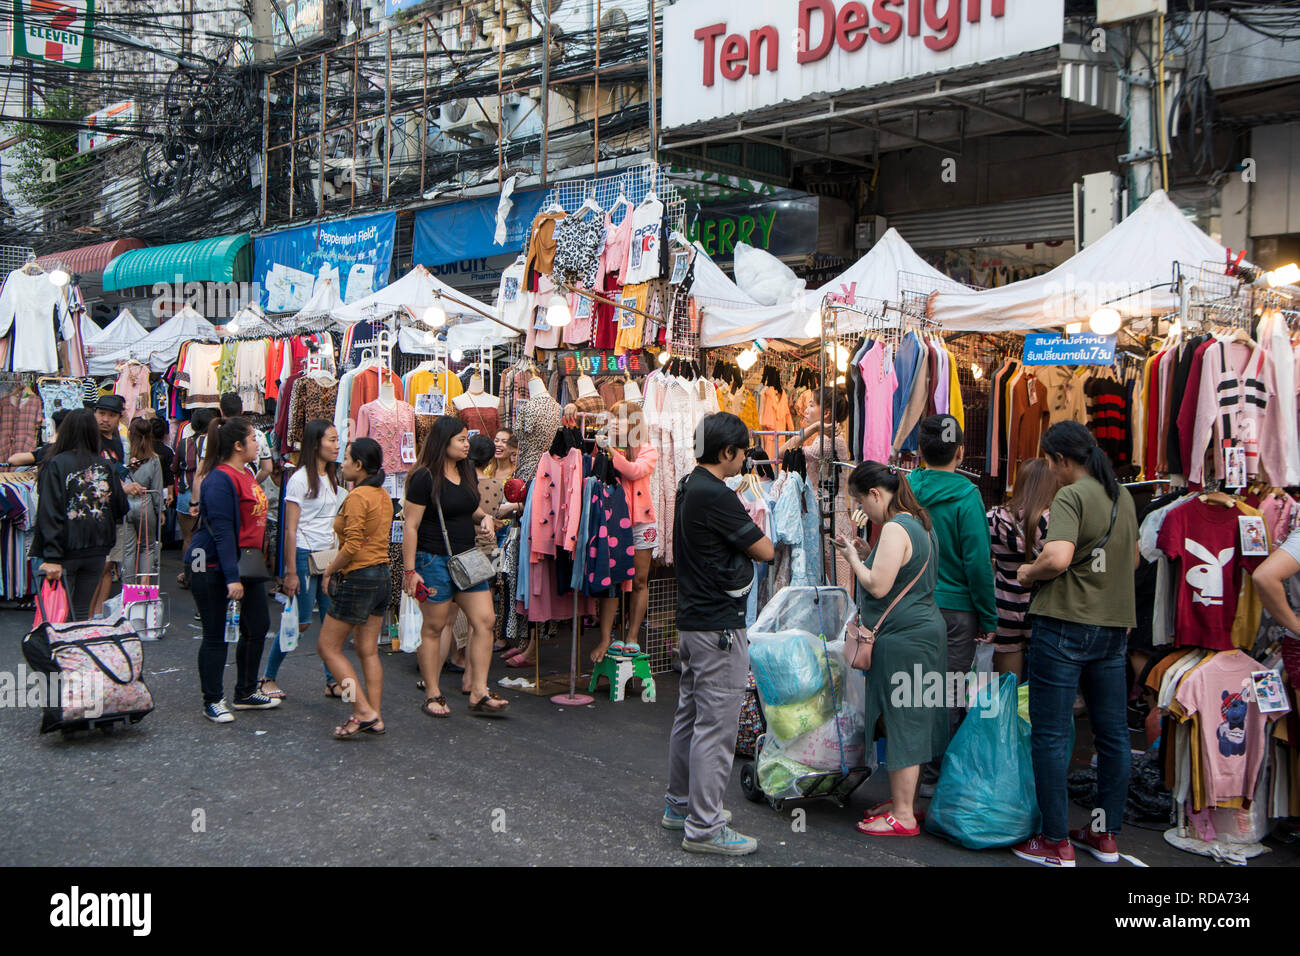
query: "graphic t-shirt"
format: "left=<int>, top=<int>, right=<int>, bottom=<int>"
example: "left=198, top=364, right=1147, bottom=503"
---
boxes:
left=497, top=261, right=531, bottom=332
left=217, top=463, right=268, bottom=548
left=1156, top=499, right=1264, bottom=651
left=620, top=197, right=665, bottom=284
left=674, top=467, right=764, bottom=631
left=1174, top=649, right=1269, bottom=806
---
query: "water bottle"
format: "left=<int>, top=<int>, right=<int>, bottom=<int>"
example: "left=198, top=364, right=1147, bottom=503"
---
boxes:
left=224, top=599, right=240, bottom=644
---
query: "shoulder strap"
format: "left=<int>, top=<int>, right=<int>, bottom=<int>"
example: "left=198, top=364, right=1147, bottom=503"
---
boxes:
left=1068, top=493, right=1119, bottom=570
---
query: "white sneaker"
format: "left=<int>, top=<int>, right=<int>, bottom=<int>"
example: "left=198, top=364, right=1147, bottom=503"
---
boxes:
left=204, top=700, right=234, bottom=723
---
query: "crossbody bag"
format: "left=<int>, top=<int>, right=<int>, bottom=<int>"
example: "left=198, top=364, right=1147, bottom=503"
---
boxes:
left=435, top=497, right=495, bottom=590
left=849, top=549, right=931, bottom=673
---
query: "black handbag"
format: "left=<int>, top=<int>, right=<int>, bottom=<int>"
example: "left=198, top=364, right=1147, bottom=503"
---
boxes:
left=198, top=469, right=270, bottom=583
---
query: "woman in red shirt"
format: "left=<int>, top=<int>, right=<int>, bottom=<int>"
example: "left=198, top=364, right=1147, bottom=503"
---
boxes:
left=187, top=416, right=277, bottom=723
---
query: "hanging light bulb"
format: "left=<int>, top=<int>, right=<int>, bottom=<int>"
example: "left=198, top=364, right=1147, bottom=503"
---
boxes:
left=1089, top=307, right=1122, bottom=336
left=423, top=294, right=447, bottom=328
left=971, top=363, right=983, bottom=381
left=49, top=267, right=70, bottom=288
left=735, top=348, right=758, bottom=371
left=1267, top=263, right=1300, bottom=288
left=835, top=375, right=846, bottom=386
left=658, top=350, right=671, bottom=366
left=423, top=328, right=439, bottom=347
left=226, top=317, right=241, bottom=335
left=451, top=347, right=464, bottom=363
left=826, top=343, right=850, bottom=372
left=546, top=293, right=572, bottom=328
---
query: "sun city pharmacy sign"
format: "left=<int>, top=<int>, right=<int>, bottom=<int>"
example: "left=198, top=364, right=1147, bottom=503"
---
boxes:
left=663, top=0, right=1063, bottom=129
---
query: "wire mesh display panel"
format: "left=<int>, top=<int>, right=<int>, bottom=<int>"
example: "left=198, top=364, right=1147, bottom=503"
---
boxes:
left=945, top=333, right=1023, bottom=508
left=1176, top=262, right=1250, bottom=332
left=0, top=245, right=36, bottom=275
left=540, top=162, right=686, bottom=234
left=643, top=572, right=679, bottom=675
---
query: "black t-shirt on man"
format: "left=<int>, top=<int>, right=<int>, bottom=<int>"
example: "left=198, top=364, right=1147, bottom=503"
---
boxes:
left=406, top=466, right=478, bottom=556
left=673, top=466, right=764, bottom=632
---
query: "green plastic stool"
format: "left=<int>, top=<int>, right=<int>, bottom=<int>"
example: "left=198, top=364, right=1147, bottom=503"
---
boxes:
left=588, top=653, right=656, bottom=702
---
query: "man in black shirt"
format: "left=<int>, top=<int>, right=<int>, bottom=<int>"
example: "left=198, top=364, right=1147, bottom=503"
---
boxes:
left=665, top=412, right=773, bottom=856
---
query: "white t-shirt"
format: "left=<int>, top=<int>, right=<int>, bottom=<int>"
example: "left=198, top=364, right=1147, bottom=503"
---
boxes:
left=497, top=261, right=532, bottom=332
left=284, top=466, right=345, bottom=552
left=620, top=197, right=665, bottom=284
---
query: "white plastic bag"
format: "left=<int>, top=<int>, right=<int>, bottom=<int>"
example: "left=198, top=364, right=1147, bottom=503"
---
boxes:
left=399, top=592, right=423, bottom=653
left=278, top=595, right=299, bottom=653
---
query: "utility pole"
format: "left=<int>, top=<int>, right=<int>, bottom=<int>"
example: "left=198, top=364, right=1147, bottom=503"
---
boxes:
left=1124, top=18, right=1156, bottom=205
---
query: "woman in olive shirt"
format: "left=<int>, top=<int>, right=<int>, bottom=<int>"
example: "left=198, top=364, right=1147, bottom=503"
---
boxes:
left=318, top=438, right=394, bottom=740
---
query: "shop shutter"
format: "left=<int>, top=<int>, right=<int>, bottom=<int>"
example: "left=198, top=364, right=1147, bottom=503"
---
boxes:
left=889, top=193, right=1075, bottom=249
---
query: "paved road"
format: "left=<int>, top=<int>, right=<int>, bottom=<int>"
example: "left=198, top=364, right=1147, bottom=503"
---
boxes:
left=1, top=552, right=1295, bottom=867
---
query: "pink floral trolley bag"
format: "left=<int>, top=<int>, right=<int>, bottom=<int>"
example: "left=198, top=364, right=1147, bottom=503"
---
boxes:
left=21, top=583, right=155, bottom=736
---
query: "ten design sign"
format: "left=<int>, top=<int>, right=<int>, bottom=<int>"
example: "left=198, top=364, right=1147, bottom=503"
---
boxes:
left=663, top=0, right=1063, bottom=128
left=12, top=0, right=95, bottom=70
left=1023, top=332, right=1117, bottom=366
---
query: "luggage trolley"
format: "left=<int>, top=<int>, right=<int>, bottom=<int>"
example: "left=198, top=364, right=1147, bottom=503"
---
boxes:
left=121, top=489, right=169, bottom=639
left=738, top=586, right=875, bottom=813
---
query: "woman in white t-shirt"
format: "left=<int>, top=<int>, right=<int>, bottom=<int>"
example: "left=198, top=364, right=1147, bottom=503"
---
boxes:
left=260, top=420, right=346, bottom=700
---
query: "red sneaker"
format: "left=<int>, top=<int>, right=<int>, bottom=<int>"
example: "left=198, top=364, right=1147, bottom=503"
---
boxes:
left=1069, top=827, right=1119, bottom=863
left=1011, top=834, right=1076, bottom=868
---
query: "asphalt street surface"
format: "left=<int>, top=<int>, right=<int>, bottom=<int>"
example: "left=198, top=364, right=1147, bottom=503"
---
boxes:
left=2, top=550, right=1297, bottom=867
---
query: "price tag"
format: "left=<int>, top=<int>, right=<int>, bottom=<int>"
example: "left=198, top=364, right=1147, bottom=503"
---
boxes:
left=401, top=432, right=416, bottom=464
left=428, top=391, right=446, bottom=416
left=670, top=250, right=690, bottom=285
left=574, top=296, right=592, bottom=321
left=415, top=394, right=433, bottom=415
left=619, top=295, right=638, bottom=330
left=383, top=473, right=398, bottom=499
left=395, top=472, right=405, bottom=500
left=391, top=521, right=404, bottom=543
left=534, top=304, right=551, bottom=332
left=468, top=430, right=480, bottom=438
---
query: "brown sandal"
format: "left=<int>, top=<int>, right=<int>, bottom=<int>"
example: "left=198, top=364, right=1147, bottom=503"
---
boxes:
left=333, top=715, right=379, bottom=740
left=422, top=695, right=451, bottom=718
left=467, top=690, right=510, bottom=716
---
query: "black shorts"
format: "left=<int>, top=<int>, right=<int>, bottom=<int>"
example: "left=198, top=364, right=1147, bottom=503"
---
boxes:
left=326, top=564, right=389, bottom=625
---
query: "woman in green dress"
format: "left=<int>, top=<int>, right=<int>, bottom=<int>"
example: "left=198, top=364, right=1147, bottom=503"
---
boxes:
left=833, top=461, right=950, bottom=837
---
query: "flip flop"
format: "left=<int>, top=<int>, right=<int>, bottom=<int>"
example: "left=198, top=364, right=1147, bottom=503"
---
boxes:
left=467, top=690, right=510, bottom=716
left=856, top=813, right=920, bottom=837
left=333, top=715, right=379, bottom=740
left=506, top=656, right=536, bottom=668
left=258, top=679, right=286, bottom=701
left=421, top=696, right=451, bottom=718
left=324, top=681, right=345, bottom=699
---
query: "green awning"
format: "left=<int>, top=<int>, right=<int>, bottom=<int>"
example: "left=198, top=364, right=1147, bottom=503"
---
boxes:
left=103, top=234, right=253, bottom=292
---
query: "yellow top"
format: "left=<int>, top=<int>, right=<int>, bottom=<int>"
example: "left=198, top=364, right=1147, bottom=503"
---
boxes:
left=407, top=369, right=464, bottom=405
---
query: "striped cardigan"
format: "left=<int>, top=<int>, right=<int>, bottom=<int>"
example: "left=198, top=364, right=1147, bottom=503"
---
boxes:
left=988, top=505, right=1051, bottom=645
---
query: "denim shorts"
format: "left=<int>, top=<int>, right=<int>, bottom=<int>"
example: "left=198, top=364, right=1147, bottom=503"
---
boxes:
left=326, top=564, right=390, bottom=625
left=416, top=550, right=489, bottom=604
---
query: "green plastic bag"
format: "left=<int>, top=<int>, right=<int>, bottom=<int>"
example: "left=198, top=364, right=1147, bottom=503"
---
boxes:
left=924, top=673, right=1040, bottom=849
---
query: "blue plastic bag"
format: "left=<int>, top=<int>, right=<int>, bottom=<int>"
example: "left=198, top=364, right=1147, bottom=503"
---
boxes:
left=749, top=629, right=824, bottom=706
left=924, top=673, right=1040, bottom=849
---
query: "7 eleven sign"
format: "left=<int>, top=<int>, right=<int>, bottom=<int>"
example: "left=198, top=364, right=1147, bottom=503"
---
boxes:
left=13, top=0, right=95, bottom=71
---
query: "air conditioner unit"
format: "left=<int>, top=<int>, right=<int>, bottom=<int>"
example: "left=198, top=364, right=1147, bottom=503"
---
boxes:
left=600, top=6, right=629, bottom=40
left=438, top=98, right=500, bottom=142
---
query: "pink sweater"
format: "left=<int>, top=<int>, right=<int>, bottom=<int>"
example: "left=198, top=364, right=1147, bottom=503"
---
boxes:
left=611, top=444, right=658, bottom=525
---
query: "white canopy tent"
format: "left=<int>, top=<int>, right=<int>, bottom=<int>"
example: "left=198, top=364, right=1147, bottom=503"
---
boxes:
left=85, top=307, right=149, bottom=375
left=288, top=277, right=344, bottom=321
left=688, top=243, right=762, bottom=308
left=929, top=190, right=1236, bottom=332
left=699, top=228, right=953, bottom=347
left=97, top=305, right=219, bottom=372
left=332, top=265, right=495, bottom=325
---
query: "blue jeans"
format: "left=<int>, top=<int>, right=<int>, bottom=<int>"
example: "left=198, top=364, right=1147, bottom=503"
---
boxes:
left=1027, top=615, right=1131, bottom=842
left=264, top=548, right=334, bottom=683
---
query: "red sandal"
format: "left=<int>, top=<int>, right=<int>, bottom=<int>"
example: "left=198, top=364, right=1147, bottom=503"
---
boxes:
left=856, top=813, right=920, bottom=837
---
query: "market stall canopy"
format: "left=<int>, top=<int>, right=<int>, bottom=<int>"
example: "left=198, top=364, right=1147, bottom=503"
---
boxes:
left=688, top=243, right=762, bottom=308
left=288, top=277, right=344, bottom=322
left=102, top=234, right=253, bottom=292
left=36, top=238, right=146, bottom=279
left=445, top=316, right=521, bottom=353
left=929, top=190, right=1236, bottom=332
left=331, top=264, right=495, bottom=324
left=96, top=305, right=219, bottom=372
left=85, top=307, right=149, bottom=375
left=700, top=228, right=951, bottom=347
